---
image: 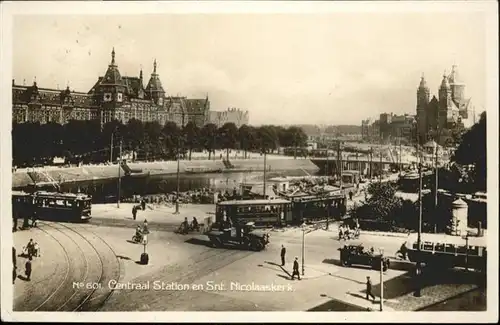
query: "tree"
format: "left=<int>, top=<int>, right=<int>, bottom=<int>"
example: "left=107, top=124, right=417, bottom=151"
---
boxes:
left=200, top=123, right=218, bottom=160
left=183, top=121, right=200, bottom=160
left=256, top=125, right=278, bottom=154
left=363, top=182, right=403, bottom=223
left=162, top=122, right=181, bottom=159
left=286, top=126, right=308, bottom=158
left=238, top=124, right=256, bottom=159
left=125, top=119, right=145, bottom=156
left=452, top=111, right=486, bottom=191
left=218, top=122, right=239, bottom=161
left=101, top=119, right=125, bottom=162
left=144, top=121, right=163, bottom=161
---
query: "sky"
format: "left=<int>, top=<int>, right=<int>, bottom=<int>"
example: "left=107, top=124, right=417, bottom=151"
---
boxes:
left=12, top=12, right=487, bottom=125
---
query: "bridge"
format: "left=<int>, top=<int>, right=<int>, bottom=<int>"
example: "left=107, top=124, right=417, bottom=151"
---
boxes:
left=310, top=157, right=414, bottom=176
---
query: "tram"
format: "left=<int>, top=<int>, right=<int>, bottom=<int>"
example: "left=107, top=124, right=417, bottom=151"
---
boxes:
left=216, top=193, right=347, bottom=227
left=216, top=199, right=292, bottom=227
left=12, top=191, right=92, bottom=223
left=285, top=192, right=347, bottom=223
left=405, top=233, right=487, bottom=271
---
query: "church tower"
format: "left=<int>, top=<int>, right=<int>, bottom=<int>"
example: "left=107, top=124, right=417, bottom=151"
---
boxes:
left=145, top=59, right=166, bottom=106
left=438, top=72, right=452, bottom=129
left=416, top=74, right=430, bottom=142
left=448, top=65, right=465, bottom=104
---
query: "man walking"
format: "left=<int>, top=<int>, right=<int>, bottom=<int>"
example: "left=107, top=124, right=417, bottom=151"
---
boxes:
left=132, top=205, right=138, bottom=220
left=25, top=256, right=32, bottom=281
left=291, top=257, right=301, bottom=280
left=280, top=245, right=286, bottom=266
left=366, top=276, right=375, bottom=301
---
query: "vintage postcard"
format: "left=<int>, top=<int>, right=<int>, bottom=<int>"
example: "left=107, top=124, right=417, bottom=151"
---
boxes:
left=1, top=1, right=498, bottom=323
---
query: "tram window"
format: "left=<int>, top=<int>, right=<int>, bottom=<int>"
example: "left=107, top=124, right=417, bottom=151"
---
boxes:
left=423, top=242, right=433, bottom=250
left=444, top=244, right=455, bottom=253
left=468, top=246, right=479, bottom=255
left=434, top=243, right=445, bottom=252
left=457, top=246, right=467, bottom=254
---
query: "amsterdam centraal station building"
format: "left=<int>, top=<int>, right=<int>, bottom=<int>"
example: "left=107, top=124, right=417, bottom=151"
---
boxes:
left=12, top=48, right=210, bottom=127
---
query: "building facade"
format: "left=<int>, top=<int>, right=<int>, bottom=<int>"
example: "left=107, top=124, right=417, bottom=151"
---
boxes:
left=361, top=118, right=380, bottom=141
left=416, top=65, right=477, bottom=145
left=209, top=107, right=249, bottom=128
left=12, top=48, right=211, bottom=128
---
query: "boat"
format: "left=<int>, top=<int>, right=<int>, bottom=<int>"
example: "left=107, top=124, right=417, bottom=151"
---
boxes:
left=185, top=167, right=223, bottom=174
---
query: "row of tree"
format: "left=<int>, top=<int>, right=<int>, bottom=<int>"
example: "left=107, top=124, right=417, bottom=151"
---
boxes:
left=12, top=119, right=309, bottom=167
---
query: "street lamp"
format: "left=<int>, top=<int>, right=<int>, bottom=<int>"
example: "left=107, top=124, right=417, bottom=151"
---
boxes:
left=174, top=136, right=181, bottom=214
left=414, top=119, right=423, bottom=298
left=301, top=222, right=306, bottom=276
left=379, top=247, right=385, bottom=311
left=462, top=232, right=470, bottom=271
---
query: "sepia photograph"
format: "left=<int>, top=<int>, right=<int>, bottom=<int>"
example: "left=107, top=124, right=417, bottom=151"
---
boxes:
left=1, top=1, right=498, bottom=323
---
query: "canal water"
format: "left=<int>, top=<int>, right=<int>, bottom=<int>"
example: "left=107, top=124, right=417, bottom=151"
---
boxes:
left=54, top=169, right=320, bottom=203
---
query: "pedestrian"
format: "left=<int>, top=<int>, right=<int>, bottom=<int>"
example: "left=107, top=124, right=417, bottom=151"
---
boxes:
left=132, top=205, right=137, bottom=220
left=291, top=257, right=301, bottom=280
left=13, top=247, right=17, bottom=284
left=366, top=276, right=375, bottom=301
left=280, top=245, right=286, bottom=266
left=141, top=199, right=146, bottom=211
left=349, top=191, right=353, bottom=201
left=25, top=256, right=32, bottom=281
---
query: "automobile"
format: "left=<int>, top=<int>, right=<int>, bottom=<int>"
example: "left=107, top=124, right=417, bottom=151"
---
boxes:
left=206, top=221, right=270, bottom=251
left=338, top=244, right=390, bottom=271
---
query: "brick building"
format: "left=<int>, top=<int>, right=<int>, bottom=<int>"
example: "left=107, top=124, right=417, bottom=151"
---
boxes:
left=12, top=48, right=211, bottom=128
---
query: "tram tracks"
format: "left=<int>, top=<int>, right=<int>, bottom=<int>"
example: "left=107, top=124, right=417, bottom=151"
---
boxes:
left=101, top=242, right=255, bottom=311
left=17, top=221, right=121, bottom=312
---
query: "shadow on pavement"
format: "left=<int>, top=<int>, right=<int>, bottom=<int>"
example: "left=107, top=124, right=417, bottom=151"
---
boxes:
left=126, top=240, right=140, bottom=244
left=322, top=258, right=415, bottom=272
left=116, top=255, right=132, bottom=260
left=347, top=292, right=379, bottom=304
left=264, top=261, right=293, bottom=279
left=328, top=273, right=365, bottom=285
left=184, top=237, right=252, bottom=251
left=308, top=297, right=371, bottom=312
left=17, top=274, right=30, bottom=281
left=365, top=267, right=486, bottom=301
left=184, top=237, right=213, bottom=248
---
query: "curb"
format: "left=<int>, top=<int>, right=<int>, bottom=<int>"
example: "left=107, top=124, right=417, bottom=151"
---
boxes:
left=360, top=231, right=409, bottom=239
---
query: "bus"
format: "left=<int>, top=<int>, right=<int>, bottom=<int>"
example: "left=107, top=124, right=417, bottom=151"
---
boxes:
left=216, top=199, right=292, bottom=227
left=406, top=233, right=487, bottom=271
left=12, top=191, right=92, bottom=223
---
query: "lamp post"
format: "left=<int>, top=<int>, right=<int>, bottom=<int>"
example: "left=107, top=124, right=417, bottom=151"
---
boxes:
left=174, top=136, right=181, bottom=214
left=434, top=138, right=439, bottom=233
left=301, top=223, right=306, bottom=276
left=380, top=248, right=385, bottom=312
left=263, top=148, right=267, bottom=198
left=415, top=120, right=423, bottom=298
left=117, top=138, right=122, bottom=208
left=462, top=232, right=470, bottom=271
